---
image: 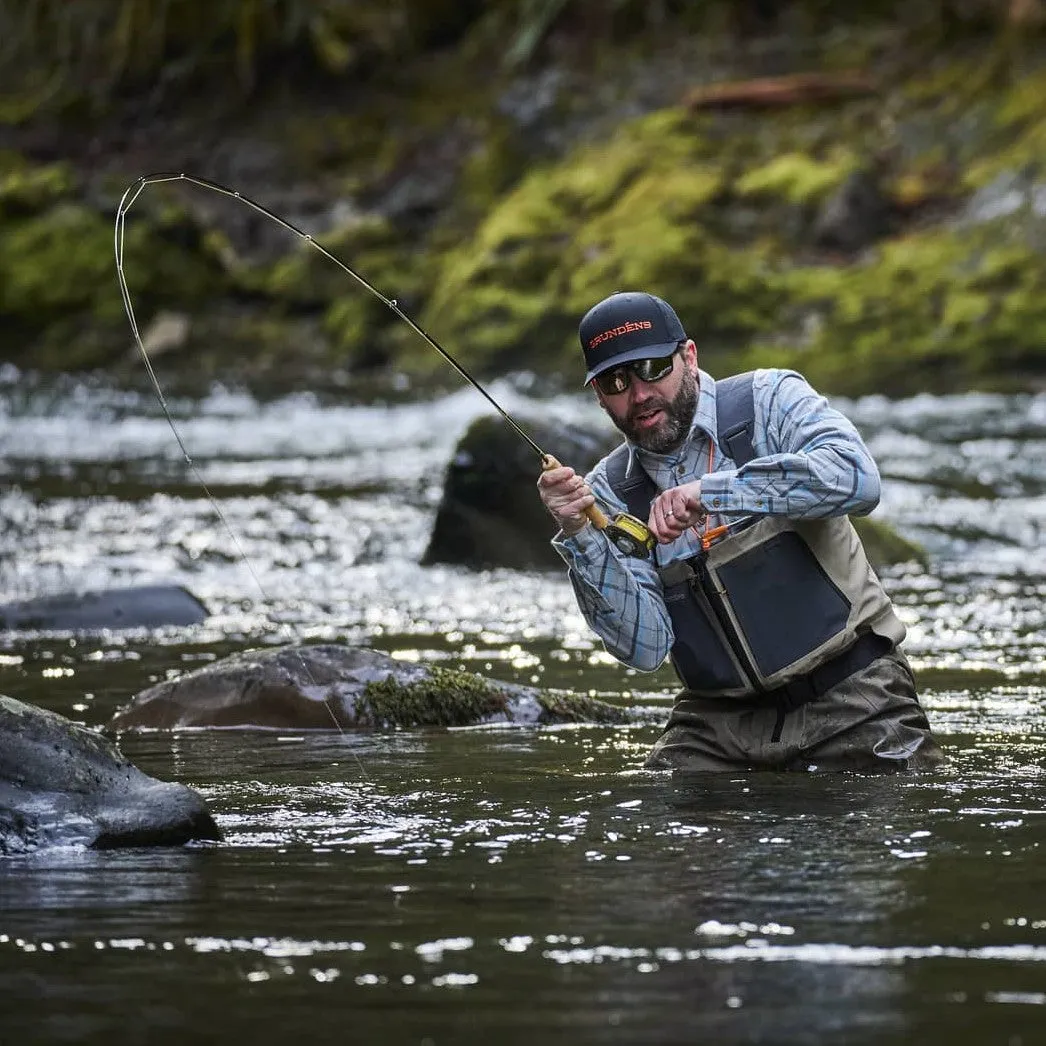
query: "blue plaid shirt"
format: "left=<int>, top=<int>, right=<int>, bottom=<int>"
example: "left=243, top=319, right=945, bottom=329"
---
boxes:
left=552, top=368, right=882, bottom=672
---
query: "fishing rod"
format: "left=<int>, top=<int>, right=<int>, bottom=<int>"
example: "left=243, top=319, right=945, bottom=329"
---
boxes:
left=114, top=172, right=655, bottom=558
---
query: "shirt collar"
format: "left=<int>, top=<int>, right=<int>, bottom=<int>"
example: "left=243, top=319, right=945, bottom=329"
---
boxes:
left=620, top=369, right=719, bottom=477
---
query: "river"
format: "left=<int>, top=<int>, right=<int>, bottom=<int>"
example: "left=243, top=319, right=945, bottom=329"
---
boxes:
left=1, top=366, right=1044, bottom=1044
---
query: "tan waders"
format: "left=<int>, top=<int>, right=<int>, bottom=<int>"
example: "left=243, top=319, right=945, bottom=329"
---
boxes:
left=644, top=648, right=945, bottom=773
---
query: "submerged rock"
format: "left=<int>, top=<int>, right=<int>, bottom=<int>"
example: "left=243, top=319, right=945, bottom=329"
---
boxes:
left=0, top=584, right=209, bottom=631
left=109, top=643, right=629, bottom=732
left=0, top=695, right=220, bottom=855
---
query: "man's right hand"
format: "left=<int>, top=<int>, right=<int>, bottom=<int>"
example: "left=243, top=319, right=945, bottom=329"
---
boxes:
left=537, top=464, right=596, bottom=537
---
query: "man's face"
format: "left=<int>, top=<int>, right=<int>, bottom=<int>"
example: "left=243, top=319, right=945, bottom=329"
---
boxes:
left=593, top=340, right=699, bottom=454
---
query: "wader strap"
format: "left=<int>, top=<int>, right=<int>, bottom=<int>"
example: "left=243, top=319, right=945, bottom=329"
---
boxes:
left=605, top=371, right=758, bottom=513
left=760, top=632, right=893, bottom=741
left=713, top=372, right=757, bottom=467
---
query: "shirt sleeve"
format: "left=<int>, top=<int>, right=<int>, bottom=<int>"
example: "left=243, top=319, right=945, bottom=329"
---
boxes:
left=699, top=369, right=882, bottom=519
left=551, top=464, right=673, bottom=672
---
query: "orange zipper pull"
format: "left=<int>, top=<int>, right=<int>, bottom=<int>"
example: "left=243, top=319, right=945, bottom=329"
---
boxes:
left=700, top=524, right=730, bottom=551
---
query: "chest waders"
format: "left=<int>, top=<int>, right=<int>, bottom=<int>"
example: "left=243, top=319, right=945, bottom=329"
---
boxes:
left=607, top=373, right=905, bottom=741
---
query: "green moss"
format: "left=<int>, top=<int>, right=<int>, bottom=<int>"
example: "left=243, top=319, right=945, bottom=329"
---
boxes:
left=853, top=517, right=929, bottom=570
left=538, top=691, right=629, bottom=725
left=0, top=160, right=76, bottom=214
left=735, top=149, right=858, bottom=204
left=417, top=108, right=789, bottom=377
left=736, top=224, right=1046, bottom=395
left=356, top=667, right=630, bottom=729
left=358, top=667, right=510, bottom=727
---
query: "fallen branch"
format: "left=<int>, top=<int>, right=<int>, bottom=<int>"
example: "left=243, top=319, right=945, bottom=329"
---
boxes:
left=684, top=72, right=877, bottom=111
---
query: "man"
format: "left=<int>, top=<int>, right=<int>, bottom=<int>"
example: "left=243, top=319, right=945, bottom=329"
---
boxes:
left=537, top=290, right=944, bottom=772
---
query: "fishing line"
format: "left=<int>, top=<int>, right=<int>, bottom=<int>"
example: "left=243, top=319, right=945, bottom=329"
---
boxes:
left=115, top=174, right=368, bottom=743
left=116, top=173, right=546, bottom=455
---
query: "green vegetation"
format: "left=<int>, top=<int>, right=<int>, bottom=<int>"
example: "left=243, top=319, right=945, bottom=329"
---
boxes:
left=3, top=4, right=1046, bottom=393
left=356, top=667, right=628, bottom=728
left=359, top=667, right=511, bottom=728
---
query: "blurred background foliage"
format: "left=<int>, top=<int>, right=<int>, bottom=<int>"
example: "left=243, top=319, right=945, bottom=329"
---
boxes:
left=1, top=0, right=1039, bottom=114
left=2, top=0, right=1046, bottom=394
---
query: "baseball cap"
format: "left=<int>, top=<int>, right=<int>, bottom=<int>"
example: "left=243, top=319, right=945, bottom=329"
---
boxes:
left=578, top=291, right=686, bottom=385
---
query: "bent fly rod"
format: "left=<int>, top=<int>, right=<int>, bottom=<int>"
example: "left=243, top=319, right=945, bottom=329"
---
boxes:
left=114, top=172, right=654, bottom=557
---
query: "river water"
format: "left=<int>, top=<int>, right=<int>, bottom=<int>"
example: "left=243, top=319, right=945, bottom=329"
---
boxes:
left=1, top=367, right=1044, bottom=1044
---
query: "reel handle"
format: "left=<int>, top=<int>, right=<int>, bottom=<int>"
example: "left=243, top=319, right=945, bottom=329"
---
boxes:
left=541, top=454, right=610, bottom=529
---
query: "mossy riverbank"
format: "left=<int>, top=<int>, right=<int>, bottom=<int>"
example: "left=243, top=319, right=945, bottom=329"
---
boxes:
left=4, top=21, right=1046, bottom=397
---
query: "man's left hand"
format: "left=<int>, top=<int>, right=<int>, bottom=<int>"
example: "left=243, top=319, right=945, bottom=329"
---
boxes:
left=649, top=481, right=705, bottom=544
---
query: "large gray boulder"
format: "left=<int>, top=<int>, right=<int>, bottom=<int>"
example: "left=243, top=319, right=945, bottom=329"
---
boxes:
left=0, top=584, right=209, bottom=631
left=422, top=414, right=614, bottom=570
left=109, top=643, right=630, bottom=732
left=0, top=695, right=221, bottom=855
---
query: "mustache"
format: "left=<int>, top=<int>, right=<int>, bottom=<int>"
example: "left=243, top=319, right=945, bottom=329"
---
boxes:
left=628, top=400, right=670, bottom=423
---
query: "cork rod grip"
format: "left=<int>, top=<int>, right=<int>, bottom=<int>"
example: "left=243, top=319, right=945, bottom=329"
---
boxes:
left=541, top=454, right=610, bottom=529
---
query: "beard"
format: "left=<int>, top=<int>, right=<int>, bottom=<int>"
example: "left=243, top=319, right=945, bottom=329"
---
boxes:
left=606, top=365, right=698, bottom=454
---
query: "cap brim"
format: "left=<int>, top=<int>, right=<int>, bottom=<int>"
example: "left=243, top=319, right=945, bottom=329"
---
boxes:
left=583, top=341, right=681, bottom=385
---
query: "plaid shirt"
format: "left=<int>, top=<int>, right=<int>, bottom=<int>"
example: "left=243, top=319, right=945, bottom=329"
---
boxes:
left=552, top=368, right=882, bottom=672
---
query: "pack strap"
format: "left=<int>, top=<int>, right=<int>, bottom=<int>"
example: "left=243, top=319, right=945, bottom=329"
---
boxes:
left=713, top=372, right=757, bottom=467
left=605, top=371, right=758, bottom=514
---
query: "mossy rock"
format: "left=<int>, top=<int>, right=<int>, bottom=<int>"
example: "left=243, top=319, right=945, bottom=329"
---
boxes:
left=110, top=643, right=630, bottom=731
left=852, top=516, right=928, bottom=570
left=737, top=223, right=1046, bottom=395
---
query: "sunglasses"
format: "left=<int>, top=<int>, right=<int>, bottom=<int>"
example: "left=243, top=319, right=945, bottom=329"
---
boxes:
left=592, top=346, right=682, bottom=395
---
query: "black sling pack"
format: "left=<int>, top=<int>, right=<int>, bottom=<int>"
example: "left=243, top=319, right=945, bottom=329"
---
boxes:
left=605, top=371, right=756, bottom=515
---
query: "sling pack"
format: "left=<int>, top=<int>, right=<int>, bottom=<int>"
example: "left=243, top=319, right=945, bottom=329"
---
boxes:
left=605, top=372, right=905, bottom=721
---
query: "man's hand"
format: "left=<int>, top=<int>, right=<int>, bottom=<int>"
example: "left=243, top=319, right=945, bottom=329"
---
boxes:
left=537, top=463, right=596, bottom=537
left=649, top=481, right=705, bottom=544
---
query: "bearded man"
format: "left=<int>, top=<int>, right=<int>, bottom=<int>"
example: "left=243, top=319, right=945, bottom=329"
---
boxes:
left=537, top=291, right=944, bottom=772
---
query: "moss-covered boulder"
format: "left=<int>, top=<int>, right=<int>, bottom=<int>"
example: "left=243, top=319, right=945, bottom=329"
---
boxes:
left=109, top=643, right=630, bottom=732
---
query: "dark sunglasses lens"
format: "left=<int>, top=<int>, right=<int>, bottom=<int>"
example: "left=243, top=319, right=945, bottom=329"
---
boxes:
left=633, top=355, right=675, bottom=383
left=595, top=369, right=630, bottom=395
left=593, top=351, right=677, bottom=395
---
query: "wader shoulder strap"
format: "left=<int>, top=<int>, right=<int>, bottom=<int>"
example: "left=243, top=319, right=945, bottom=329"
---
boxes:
left=605, top=443, right=656, bottom=520
left=714, top=371, right=757, bottom=467
left=605, top=371, right=759, bottom=509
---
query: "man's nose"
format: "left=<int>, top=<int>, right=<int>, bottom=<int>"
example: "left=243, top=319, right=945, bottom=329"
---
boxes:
left=629, top=378, right=657, bottom=402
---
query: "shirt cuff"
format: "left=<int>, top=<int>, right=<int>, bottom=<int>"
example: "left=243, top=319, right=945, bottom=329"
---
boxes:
left=700, top=471, right=771, bottom=515
left=552, top=522, right=609, bottom=569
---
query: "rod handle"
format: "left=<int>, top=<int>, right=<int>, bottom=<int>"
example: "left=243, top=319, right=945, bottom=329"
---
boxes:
left=542, top=454, right=610, bottom=529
